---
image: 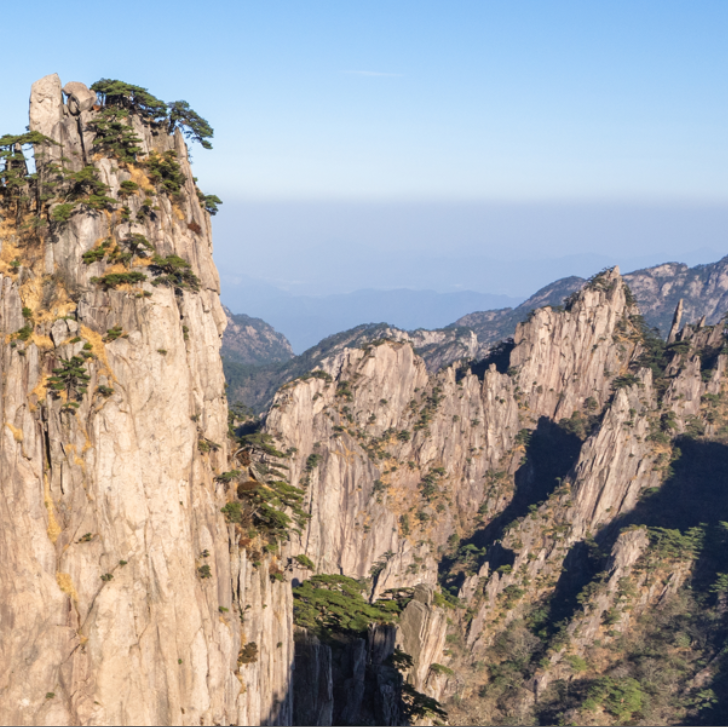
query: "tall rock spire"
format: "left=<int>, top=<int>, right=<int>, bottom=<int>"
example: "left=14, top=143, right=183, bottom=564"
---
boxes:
left=667, top=298, right=684, bottom=343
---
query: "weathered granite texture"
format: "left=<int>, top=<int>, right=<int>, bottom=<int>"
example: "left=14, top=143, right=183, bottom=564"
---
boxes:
left=0, top=76, right=292, bottom=726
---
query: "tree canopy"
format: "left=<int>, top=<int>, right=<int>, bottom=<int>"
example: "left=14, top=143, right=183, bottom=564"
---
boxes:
left=90, top=80, right=214, bottom=149
left=167, top=101, right=214, bottom=149
left=90, top=79, right=167, bottom=119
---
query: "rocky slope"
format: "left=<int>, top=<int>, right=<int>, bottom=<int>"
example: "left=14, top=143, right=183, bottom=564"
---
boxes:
left=226, top=257, right=728, bottom=418
left=260, top=266, right=728, bottom=725
left=0, top=75, right=293, bottom=726
left=455, top=256, right=728, bottom=353
left=222, top=306, right=294, bottom=366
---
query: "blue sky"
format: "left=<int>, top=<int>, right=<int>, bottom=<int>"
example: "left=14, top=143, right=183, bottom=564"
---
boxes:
left=2, top=1, right=726, bottom=300
left=3, top=0, right=726, bottom=202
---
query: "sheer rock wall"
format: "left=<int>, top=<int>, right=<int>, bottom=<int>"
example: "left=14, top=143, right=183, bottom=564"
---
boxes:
left=0, top=75, right=292, bottom=726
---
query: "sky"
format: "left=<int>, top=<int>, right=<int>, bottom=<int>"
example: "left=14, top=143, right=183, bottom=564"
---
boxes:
left=2, top=1, right=726, bottom=303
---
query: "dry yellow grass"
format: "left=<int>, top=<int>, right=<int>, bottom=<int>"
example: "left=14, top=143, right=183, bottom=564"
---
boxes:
left=0, top=233, right=21, bottom=277
left=5, top=422, right=23, bottom=442
left=44, top=473, right=62, bottom=543
left=80, top=324, right=114, bottom=381
left=128, top=163, right=154, bottom=190
left=56, top=572, right=78, bottom=601
left=30, top=333, right=54, bottom=350
left=30, top=374, right=50, bottom=406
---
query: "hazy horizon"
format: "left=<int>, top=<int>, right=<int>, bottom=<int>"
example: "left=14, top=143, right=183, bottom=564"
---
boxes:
left=213, top=199, right=727, bottom=301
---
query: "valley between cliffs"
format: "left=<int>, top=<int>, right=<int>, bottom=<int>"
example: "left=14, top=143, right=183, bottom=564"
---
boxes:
left=3, top=75, right=728, bottom=727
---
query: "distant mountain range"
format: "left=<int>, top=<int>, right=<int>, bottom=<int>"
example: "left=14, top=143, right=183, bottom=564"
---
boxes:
left=222, top=255, right=728, bottom=413
left=221, top=281, right=522, bottom=354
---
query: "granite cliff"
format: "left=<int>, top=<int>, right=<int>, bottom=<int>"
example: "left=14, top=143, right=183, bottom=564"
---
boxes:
left=260, top=267, right=728, bottom=725
left=0, top=75, right=293, bottom=726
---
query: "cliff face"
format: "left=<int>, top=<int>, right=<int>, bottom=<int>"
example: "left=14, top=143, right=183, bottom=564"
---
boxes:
left=262, top=266, right=728, bottom=725
left=265, top=270, right=635, bottom=581
left=0, top=75, right=292, bottom=726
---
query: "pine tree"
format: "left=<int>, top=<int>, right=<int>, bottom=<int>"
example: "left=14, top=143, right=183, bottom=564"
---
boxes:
left=47, top=356, right=91, bottom=404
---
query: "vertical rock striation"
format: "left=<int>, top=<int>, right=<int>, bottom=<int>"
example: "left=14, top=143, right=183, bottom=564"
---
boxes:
left=0, top=75, right=292, bottom=726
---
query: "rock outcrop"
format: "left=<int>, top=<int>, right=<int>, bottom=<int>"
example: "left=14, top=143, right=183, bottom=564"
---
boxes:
left=0, top=75, right=292, bottom=726
left=6, top=74, right=728, bottom=727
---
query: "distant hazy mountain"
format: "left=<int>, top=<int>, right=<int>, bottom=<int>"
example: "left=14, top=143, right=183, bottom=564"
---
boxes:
left=221, top=280, right=522, bottom=354
left=623, top=257, right=728, bottom=335
left=221, top=307, right=294, bottom=366
left=222, top=255, right=728, bottom=413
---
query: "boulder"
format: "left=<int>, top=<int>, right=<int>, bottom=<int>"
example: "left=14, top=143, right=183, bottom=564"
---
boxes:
left=62, top=81, right=97, bottom=114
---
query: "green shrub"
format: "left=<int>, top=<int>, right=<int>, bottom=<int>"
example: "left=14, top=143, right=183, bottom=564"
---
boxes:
left=221, top=501, right=244, bottom=524
left=167, top=100, right=214, bottom=149
left=91, top=272, right=147, bottom=289
left=647, top=525, right=704, bottom=561
left=83, top=193, right=116, bottom=211
left=146, top=150, right=186, bottom=195
left=433, top=589, right=463, bottom=610
left=48, top=356, right=90, bottom=400
left=565, top=654, right=589, bottom=672
left=710, top=573, right=728, bottom=594
left=294, top=554, right=315, bottom=570
left=91, top=79, right=167, bottom=117
left=216, top=470, right=241, bottom=484
left=613, top=373, right=640, bottom=390
left=585, top=677, right=646, bottom=722
left=51, top=202, right=76, bottom=222
left=293, top=574, right=401, bottom=637
left=150, top=254, right=200, bottom=291
left=82, top=246, right=107, bottom=265
left=305, top=453, right=322, bottom=471
left=198, top=192, right=222, bottom=216
left=197, top=438, right=219, bottom=454
left=15, top=324, right=32, bottom=341
left=118, top=180, right=140, bottom=197
left=237, top=642, right=258, bottom=665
